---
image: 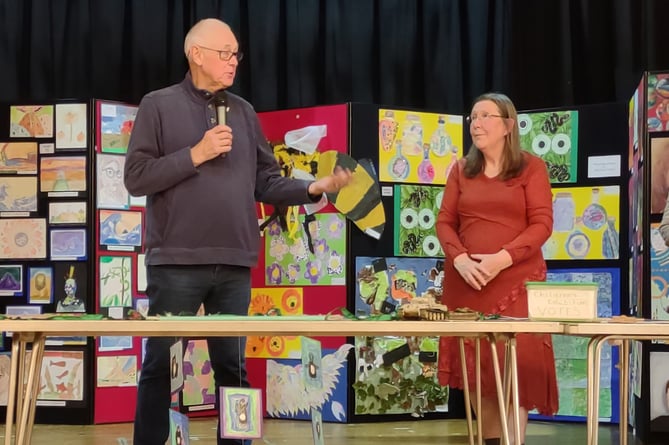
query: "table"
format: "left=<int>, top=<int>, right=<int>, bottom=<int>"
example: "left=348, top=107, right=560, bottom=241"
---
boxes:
left=563, top=320, right=669, bottom=445
left=0, top=317, right=563, bottom=445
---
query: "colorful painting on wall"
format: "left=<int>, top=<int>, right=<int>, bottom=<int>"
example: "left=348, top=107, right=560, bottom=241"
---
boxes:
left=378, top=109, right=463, bottom=185
left=98, top=102, right=138, bottom=153
left=649, top=136, right=669, bottom=214
left=650, top=223, right=669, bottom=321
left=38, top=350, right=85, bottom=401
left=354, top=257, right=444, bottom=316
left=648, top=73, right=669, bottom=132
left=266, top=344, right=351, bottom=423
left=649, top=351, right=669, bottom=432
left=0, top=265, right=22, bottom=296
left=39, top=156, right=87, bottom=192
left=0, top=142, right=38, bottom=174
left=181, top=339, right=216, bottom=411
left=99, top=209, right=142, bottom=248
left=50, top=228, right=87, bottom=260
left=96, top=355, right=137, bottom=387
left=353, top=335, right=447, bottom=416
left=0, top=177, right=37, bottom=212
left=246, top=287, right=303, bottom=359
left=96, top=153, right=128, bottom=208
left=9, top=105, right=54, bottom=138
left=169, top=409, right=190, bottom=445
left=543, top=185, right=620, bottom=260
left=264, top=213, right=346, bottom=286
left=0, top=218, right=46, bottom=259
left=28, top=266, right=53, bottom=304
left=538, top=268, right=620, bottom=420
left=49, top=201, right=87, bottom=225
left=99, top=256, right=133, bottom=307
left=393, top=184, right=444, bottom=257
left=219, top=387, right=263, bottom=440
left=518, top=110, right=578, bottom=183
left=55, top=103, right=87, bottom=149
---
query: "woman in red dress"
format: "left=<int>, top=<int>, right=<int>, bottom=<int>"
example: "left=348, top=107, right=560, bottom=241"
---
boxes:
left=436, top=93, right=558, bottom=445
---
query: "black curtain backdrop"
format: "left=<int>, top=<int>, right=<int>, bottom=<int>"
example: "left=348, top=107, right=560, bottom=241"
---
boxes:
left=0, top=0, right=668, bottom=112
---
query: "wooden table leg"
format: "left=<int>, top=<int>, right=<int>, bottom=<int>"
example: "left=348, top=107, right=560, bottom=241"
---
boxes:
left=619, top=339, right=630, bottom=445
left=509, top=336, right=521, bottom=445
left=475, top=338, right=482, bottom=445
left=4, top=336, right=21, bottom=445
left=459, top=338, right=475, bottom=445
left=488, top=334, right=510, bottom=445
left=585, top=335, right=599, bottom=445
left=15, top=333, right=45, bottom=445
left=24, top=334, right=46, bottom=445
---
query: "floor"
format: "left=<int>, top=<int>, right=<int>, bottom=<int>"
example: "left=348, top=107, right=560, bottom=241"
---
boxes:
left=0, top=417, right=648, bottom=444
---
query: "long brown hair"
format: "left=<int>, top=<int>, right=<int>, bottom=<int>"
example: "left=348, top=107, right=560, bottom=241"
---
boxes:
left=463, top=92, right=525, bottom=180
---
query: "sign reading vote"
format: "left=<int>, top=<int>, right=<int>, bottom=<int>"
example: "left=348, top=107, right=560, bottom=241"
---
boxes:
left=526, top=282, right=598, bottom=321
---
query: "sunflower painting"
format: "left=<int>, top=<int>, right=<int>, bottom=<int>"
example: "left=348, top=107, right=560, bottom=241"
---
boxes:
left=245, top=287, right=303, bottom=359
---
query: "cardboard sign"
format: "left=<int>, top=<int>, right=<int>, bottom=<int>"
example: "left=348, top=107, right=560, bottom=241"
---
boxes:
left=526, top=281, right=598, bottom=321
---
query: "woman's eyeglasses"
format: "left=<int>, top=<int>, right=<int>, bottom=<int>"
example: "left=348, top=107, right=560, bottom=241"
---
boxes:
left=465, top=113, right=504, bottom=125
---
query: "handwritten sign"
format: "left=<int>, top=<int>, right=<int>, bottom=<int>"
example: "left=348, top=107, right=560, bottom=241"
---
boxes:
left=526, top=282, right=598, bottom=321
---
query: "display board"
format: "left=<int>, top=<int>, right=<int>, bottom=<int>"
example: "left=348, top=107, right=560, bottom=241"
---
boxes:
left=0, top=100, right=95, bottom=424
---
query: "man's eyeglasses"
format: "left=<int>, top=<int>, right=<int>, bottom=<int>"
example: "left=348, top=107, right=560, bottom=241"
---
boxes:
left=198, top=45, right=244, bottom=62
left=465, top=113, right=504, bottom=125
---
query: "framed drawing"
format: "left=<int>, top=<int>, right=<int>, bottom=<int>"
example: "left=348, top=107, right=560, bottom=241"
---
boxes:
left=0, top=265, right=23, bottom=296
left=49, top=201, right=87, bottom=225
left=219, top=387, right=262, bottom=440
left=28, top=267, right=53, bottom=304
left=50, top=228, right=87, bottom=260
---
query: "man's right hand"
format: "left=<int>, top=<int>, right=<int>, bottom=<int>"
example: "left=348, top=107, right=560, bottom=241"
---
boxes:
left=190, top=125, right=234, bottom=167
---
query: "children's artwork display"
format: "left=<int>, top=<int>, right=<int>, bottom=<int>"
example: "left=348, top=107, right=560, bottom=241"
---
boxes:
left=0, top=218, right=47, bottom=259
left=38, top=350, right=85, bottom=402
left=97, top=102, right=138, bottom=153
left=353, top=335, right=447, bottom=416
left=219, top=387, right=263, bottom=440
left=543, top=186, right=620, bottom=260
left=96, top=153, right=128, bottom=208
left=265, top=345, right=351, bottom=423
left=96, top=355, right=137, bottom=387
left=649, top=136, right=669, bottom=214
left=518, top=110, right=578, bottom=183
left=650, top=352, right=669, bottom=432
left=55, top=103, right=88, bottom=150
left=393, top=184, right=444, bottom=257
left=378, top=109, right=463, bottom=184
left=9, top=105, right=54, bottom=138
left=169, top=409, right=190, bottom=445
left=0, top=265, right=23, bottom=296
left=648, top=73, right=669, bottom=132
left=0, top=142, right=38, bottom=174
left=536, top=268, right=620, bottom=420
left=99, top=209, right=142, bottom=249
left=354, top=257, right=444, bottom=316
left=99, top=256, right=133, bottom=308
left=246, top=287, right=303, bottom=358
left=0, top=98, right=94, bottom=423
left=181, top=339, right=216, bottom=412
left=28, top=266, right=53, bottom=303
left=39, top=156, right=87, bottom=192
left=264, top=213, right=346, bottom=286
left=650, top=223, right=669, bottom=320
left=93, top=99, right=147, bottom=424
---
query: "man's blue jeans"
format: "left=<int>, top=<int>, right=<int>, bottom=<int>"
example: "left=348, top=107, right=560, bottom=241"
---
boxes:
left=133, top=264, right=252, bottom=445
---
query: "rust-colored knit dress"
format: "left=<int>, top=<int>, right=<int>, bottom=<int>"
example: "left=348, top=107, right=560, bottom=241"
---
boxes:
left=435, top=152, right=559, bottom=415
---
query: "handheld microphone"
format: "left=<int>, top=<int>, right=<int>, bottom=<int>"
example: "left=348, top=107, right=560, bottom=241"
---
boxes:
left=215, top=91, right=228, bottom=126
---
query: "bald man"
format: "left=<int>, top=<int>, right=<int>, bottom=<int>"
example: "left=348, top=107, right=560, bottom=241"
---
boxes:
left=125, top=19, right=351, bottom=445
